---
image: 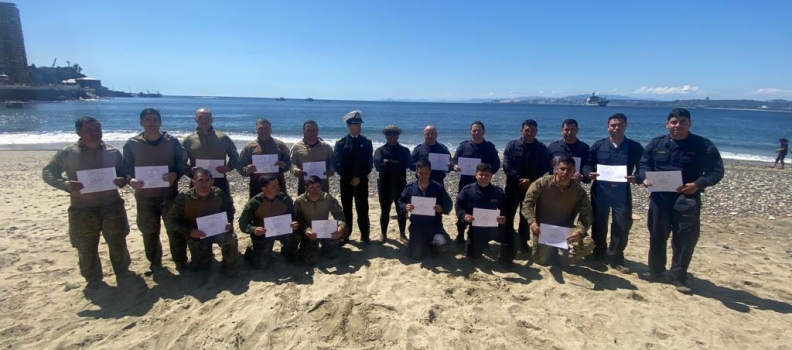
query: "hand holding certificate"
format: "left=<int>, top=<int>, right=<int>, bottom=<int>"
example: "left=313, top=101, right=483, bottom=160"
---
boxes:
left=596, top=164, right=627, bottom=183
left=302, top=161, right=327, bottom=179
left=471, top=208, right=499, bottom=227
left=537, top=223, right=571, bottom=250
left=428, top=153, right=450, bottom=172
left=263, top=214, right=293, bottom=237
left=76, top=167, right=118, bottom=194
left=252, top=154, right=279, bottom=174
left=134, top=166, right=170, bottom=188
left=410, top=196, right=437, bottom=216
left=457, top=157, right=480, bottom=176
left=311, top=220, right=337, bottom=239
left=195, top=159, right=225, bottom=178
left=195, top=212, right=229, bottom=238
left=645, top=171, right=683, bottom=192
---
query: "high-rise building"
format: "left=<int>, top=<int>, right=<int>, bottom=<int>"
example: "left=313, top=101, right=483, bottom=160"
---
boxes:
left=0, top=2, right=29, bottom=84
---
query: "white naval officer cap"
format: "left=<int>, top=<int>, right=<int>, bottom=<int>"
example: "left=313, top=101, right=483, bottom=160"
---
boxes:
left=342, top=110, right=364, bottom=125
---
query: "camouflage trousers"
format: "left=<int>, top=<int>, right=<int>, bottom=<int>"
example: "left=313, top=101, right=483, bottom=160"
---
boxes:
left=531, top=233, right=595, bottom=266
left=298, top=235, right=342, bottom=264
left=187, top=232, right=238, bottom=271
left=68, top=200, right=131, bottom=282
left=135, top=196, right=188, bottom=265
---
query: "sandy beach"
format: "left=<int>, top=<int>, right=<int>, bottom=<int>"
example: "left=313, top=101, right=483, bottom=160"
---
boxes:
left=1, top=150, right=791, bottom=349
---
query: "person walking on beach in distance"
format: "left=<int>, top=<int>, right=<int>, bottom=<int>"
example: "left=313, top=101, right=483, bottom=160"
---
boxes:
left=410, top=125, right=452, bottom=185
left=522, top=156, right=595, bottom=267
left=771, top=138, right=788, bottom=169
left=639, top=108, right=724, bottom=294
left=333, top=111, right=374, bottom=245
left=455, top=163, right=517, bottom=265
left=293, top=176, right=348, bottom=264
left=290, top=120, right=334, bottom=195
left=399, top=159, right=453, bottom=260
left=548, top=119, right=590, bottom=182
left=503, top=119, right=550, bottom=253
left=122, top=108, right=191, bottom=276
left=164, top=168, right=237, bottom=276
left=237, top=118, right=292, bottom=198
left=582, top=113, right=644, bottom=273
left=374, top=124, right=411, bottom=242
left=42, top=117, right=132, bottom=288
left=452, top=121, right=501, bottom=244
left=182, top=108, right=239, bottom=194
left=238, top=175, right=300, bottom=269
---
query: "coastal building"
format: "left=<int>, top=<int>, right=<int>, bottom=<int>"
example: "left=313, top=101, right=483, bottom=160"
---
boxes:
left=0, top=2, right=29, bottom=84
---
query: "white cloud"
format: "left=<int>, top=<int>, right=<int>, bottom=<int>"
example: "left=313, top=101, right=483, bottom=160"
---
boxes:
left=633, top=85, right=699, bottom=95
left=755, top=88, right=792, bottom=95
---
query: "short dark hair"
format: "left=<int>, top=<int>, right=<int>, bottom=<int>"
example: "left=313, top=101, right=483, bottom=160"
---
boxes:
left=256, top=118, right=271, bottom=127
left=561, top=119, right=578, bottom=128
left=139, top=108, right=161, bottom=121
left=556, top=156, right=576, bottom=168
left=475, top=162, right=492, bottom=173
left=470, top=121, right=486, bottom=132
left=74, top=116, right=98, bottom=133
left=416, top=158, right=432, bottom=170
left=193, top=167, right=213, bottom=179
left=303, top=120, right=318, bottom=130
left=668, top=108, right=691, bottom=121
left=608, top=113, right=627, bottom=123
left=305, top=175, right=322, bottom=187
left=258, top=175, right=278, bottom=189
left=521, top=119, right=538, bottom=129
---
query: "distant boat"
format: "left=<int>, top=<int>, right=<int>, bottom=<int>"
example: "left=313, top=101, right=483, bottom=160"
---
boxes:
left=4, top=101, right=24, bottom=108
left=585, top=93, right=609, bottom=106
left=137, top=91, right=163, bottom=98
left=305, top=97, right=314, bottom=101
left=275, top=97, right=286, bottom=101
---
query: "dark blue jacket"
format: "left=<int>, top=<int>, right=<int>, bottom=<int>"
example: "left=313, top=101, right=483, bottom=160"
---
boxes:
left=399, top=180, right=452, bottom=227
left=583, top=137, right=645, bottom=184
left=455, top=182, right=506, bottom=222
left=638, top=133, right=724, bottom=193
left=410, top=142, right=451, bottom=184
left=333, top=134, right=373, bottom=179
left=503, top=138, right=550, bottom=186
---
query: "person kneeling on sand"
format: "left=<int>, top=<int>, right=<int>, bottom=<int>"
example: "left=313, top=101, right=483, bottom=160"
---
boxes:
left=293, top=176, right=348, bottom=264
left=455, top=162, right=518, bottom=266
left=399, top=159, right=453, bottom=259
left=238, top=175, right=300, bottom=269
left=522, top=156, right=595, bottom=266
left=165, top=168, right=237, bottom=276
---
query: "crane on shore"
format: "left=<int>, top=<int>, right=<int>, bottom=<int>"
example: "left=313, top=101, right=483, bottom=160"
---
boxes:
left=51, top=58, right=57, bottom=68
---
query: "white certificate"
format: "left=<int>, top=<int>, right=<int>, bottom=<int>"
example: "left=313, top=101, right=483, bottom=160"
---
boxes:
left=553, top=156, right=581, bottom=174
left=457, top=157, right=481, bottom=176
left=76, top=167, right=118, bottom=194
left=263, top=214, right=293, bottom=237
left=428, top=153, right=450, bottom=172
left=195, top=212, right=228, bottom=238
left=252, top=154, right=279, bottom=174
left=134, top=165, right=170, bottom=188
left=195, top=158, right=225, bottom=178
left=596, top=164, right=627, bottom=183
left=472, top=208, right=499, bottom=227
left=411, top=196, right=437, bottom=216
left=645, top=171, right=683, bottom=193
left=311, top=219, right=337, bottom=239
left=302, top=161, right=327, bottom=179
left=537, top=223, right=570, bottom=250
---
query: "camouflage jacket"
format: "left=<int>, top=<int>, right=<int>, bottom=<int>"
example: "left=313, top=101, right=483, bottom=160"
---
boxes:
left=521, top=175, right=592, bottom=236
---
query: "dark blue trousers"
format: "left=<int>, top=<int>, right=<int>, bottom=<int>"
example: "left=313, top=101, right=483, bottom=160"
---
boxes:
left=591, top=182, right=632, bottom=265
left=647, top=193, right=701, bottom=282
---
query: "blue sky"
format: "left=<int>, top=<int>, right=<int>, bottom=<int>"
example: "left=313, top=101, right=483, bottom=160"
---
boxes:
left=19, top=0, right=792, bottom=101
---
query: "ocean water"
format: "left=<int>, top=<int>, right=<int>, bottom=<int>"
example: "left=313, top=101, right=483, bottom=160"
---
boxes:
left=1, top=96, right=789, bottom=162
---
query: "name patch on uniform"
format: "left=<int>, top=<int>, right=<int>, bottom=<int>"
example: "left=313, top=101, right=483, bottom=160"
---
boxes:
left=656, top=151, right=667, bottom=154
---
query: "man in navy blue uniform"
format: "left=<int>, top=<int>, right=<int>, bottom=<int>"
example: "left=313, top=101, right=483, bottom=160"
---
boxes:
left=452, top=121, right=500, bottom=244
left=503, top=119, right=549, bottom=253
left=582, top=113, right=644, bottom=273
left=547, top=119, right=589, bottom=182
left=333, top=110, right=374, bottom=244
left=410, top=125, right=452, bottom=185
left=638, top=108, right=724, bottom=294
left=455, top=163, right=517, bottom=266
left=399, top=159, right=453, bottom=259
left=374, top=124, right=411, bottom=242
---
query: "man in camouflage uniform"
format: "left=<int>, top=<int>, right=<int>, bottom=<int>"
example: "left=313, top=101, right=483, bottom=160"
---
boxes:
left=290, top=120, right=334, bottom=195
left=42, top=116, right=131, bottom=288
left=165, top=168, right=238, bottom=276
left=522, top=156, right=595, bottom=266
left=237, top=118, right=292, bottom=198
left=122, top=108, right=191, bottom=275
left=181, top=108, right=239, bottom=194
left=293, top=176, right=348, bottom=264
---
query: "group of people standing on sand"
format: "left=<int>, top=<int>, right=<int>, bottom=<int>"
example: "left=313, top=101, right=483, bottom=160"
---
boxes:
left=43, top=106, right=723, bottom=295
